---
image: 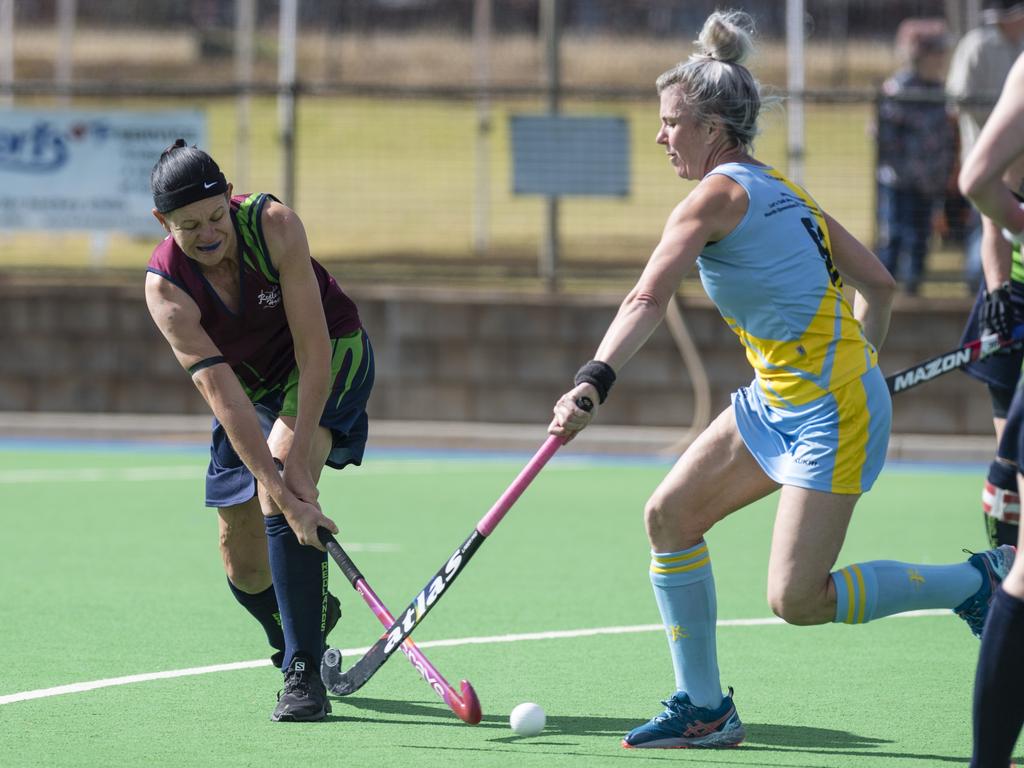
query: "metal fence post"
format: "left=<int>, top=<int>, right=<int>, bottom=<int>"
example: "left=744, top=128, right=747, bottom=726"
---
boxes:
left=56, top=0, right=75, bottom=106
left=540, top=0, right=561, bottom=291
left=235, top=0, right=255, bottom=192
left=473, top=0, right=492, bottom=257
left=786, top=0, right=806, bottom=185
left=0, top=0, right=13, bottom=107
left=278, top=0, right=298, bottom=207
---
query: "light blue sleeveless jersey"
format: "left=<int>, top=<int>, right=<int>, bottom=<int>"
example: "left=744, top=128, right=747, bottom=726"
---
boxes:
left=698, top=163, right=877, bottom=409
left=698, top=163, right=890, bottom=494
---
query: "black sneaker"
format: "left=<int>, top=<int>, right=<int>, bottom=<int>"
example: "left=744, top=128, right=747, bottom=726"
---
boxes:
left=271, top=655, right=331, bottom=722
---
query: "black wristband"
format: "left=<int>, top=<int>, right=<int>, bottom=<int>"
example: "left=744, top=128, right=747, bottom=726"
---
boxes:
left=187, top=355, right=226, bottom=375
left=574, top=360, right=616, bottom=404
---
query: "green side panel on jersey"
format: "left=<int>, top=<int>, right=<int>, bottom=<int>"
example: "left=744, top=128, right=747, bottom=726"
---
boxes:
left=239, top=361, right=275, bottom=403
left=236, top=193, right=279, bottom=285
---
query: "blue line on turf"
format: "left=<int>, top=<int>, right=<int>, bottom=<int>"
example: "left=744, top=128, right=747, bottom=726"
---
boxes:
left=0, top=437, right=989, bottom=472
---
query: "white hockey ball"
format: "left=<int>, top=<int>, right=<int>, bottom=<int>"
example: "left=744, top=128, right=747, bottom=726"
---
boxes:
left=509, top=702, right=546, bottom=736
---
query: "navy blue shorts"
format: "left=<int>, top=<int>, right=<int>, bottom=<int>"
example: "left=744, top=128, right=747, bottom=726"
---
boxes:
left=205, top=329, right=375, bottom=508
left=1005, top=383, right=1024, bottom=465
left=959, top=283, right=1024, bottom=392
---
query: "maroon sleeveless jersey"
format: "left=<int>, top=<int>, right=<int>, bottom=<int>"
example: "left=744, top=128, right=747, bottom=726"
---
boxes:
left=146, top=193, right=361, bottom=400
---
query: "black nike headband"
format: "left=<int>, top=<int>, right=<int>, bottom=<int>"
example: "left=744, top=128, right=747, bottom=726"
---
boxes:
left=153, top=172, right=228, bottom=214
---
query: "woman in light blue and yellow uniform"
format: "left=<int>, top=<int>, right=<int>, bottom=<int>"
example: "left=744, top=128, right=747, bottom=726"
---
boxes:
left=550, top=9, right=1014, bottom=752
left=700, top=162, right=890, bottom=495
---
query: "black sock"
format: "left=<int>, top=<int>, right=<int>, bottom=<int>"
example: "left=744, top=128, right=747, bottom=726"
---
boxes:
left=971, top=587, right=1024, bottom=768
left=226, top=579, right=285, bottom=662
left=265, top=514, right=328, bottom=671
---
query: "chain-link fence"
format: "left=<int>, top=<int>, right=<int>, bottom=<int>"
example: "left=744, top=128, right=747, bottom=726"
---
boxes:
left=0, top=0, right=990, bottom=294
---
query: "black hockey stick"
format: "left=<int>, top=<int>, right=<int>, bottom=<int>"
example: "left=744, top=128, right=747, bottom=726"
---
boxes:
left=316, top=529, right=481, bottom=723
left=320, top=426, right=578, bottom=696
left=885, top=324, right=1024, bottom=395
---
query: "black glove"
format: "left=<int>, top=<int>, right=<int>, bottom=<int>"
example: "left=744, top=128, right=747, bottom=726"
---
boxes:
left=982, top=282, right=1014, bottom=341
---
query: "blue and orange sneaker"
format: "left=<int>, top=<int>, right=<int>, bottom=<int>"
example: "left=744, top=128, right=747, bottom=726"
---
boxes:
left=621, top=687, right=744, bottom=749
left=954, top=544, right=1016, bottom=638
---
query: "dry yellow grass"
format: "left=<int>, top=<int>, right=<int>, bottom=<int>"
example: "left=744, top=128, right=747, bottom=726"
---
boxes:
left=12, top=27, right=899, bottom=90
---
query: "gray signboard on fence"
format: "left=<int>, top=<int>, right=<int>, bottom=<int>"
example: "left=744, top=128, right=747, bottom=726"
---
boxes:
left=510, top=115, right=630, bottom=197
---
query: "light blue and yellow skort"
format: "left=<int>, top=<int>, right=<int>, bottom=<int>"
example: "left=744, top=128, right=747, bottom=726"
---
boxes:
left=732, top=365, right=891, bottom=495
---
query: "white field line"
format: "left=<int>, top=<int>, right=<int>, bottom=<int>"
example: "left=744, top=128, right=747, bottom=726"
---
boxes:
left=0, top=609, right=951, bottom=706
left=0, top=462, right=594, bottom=484
left=344, top=543, right=402, bottom=553
left=0, top=466, right=203, bottom=483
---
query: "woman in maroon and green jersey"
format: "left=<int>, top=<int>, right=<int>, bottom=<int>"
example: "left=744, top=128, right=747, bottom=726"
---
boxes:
left=145, top=140, right=374, bottom=722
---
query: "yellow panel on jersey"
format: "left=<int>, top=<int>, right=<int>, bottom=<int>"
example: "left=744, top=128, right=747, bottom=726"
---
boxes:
left=832, top=369, right=871, bottom=491
left=724, top=290, right=876, bottom=408
left=768, top=169, right=836, bottom=282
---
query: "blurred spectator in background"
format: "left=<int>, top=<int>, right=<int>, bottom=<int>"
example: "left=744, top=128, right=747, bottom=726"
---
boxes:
left=946, top=0, right=1024, bottom=288
left=874, top=18, right=954, bottom=296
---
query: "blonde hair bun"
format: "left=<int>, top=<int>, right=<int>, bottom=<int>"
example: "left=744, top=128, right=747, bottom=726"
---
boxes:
left=694, top=9, right=756, bottom=65
left=655, top=9, right=774, bottom=154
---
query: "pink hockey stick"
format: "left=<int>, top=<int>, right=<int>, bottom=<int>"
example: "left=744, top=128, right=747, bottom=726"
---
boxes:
left=321, top=432, right=573, bottom=697
left=318, top=529, right=482, bottom=724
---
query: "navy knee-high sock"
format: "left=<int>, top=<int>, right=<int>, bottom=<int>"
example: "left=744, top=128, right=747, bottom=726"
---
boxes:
left=265, top=514, right=328, bottom=671
left=226, top=579, right=285, bottom=661
left=971, top=586, right=1024, bottom=768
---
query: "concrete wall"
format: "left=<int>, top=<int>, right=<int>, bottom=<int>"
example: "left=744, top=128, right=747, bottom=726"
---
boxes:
left=0, top=279, right=993, bottom=435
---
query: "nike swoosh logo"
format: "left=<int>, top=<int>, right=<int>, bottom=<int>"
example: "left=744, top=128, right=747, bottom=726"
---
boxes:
left=204, top=181, right=217, bottom=189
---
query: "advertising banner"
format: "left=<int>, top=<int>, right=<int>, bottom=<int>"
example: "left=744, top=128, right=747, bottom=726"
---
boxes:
left=0, top=110, right=205, bottom=234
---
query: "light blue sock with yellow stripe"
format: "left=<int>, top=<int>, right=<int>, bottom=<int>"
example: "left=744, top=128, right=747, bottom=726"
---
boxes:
left=650, top=541, right=723, bottom=708
left=831, top=560, right=982, bottom=624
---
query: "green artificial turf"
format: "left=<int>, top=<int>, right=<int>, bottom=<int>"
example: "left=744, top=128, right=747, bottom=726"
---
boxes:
left=0, top=445, right=1008, bottom=767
